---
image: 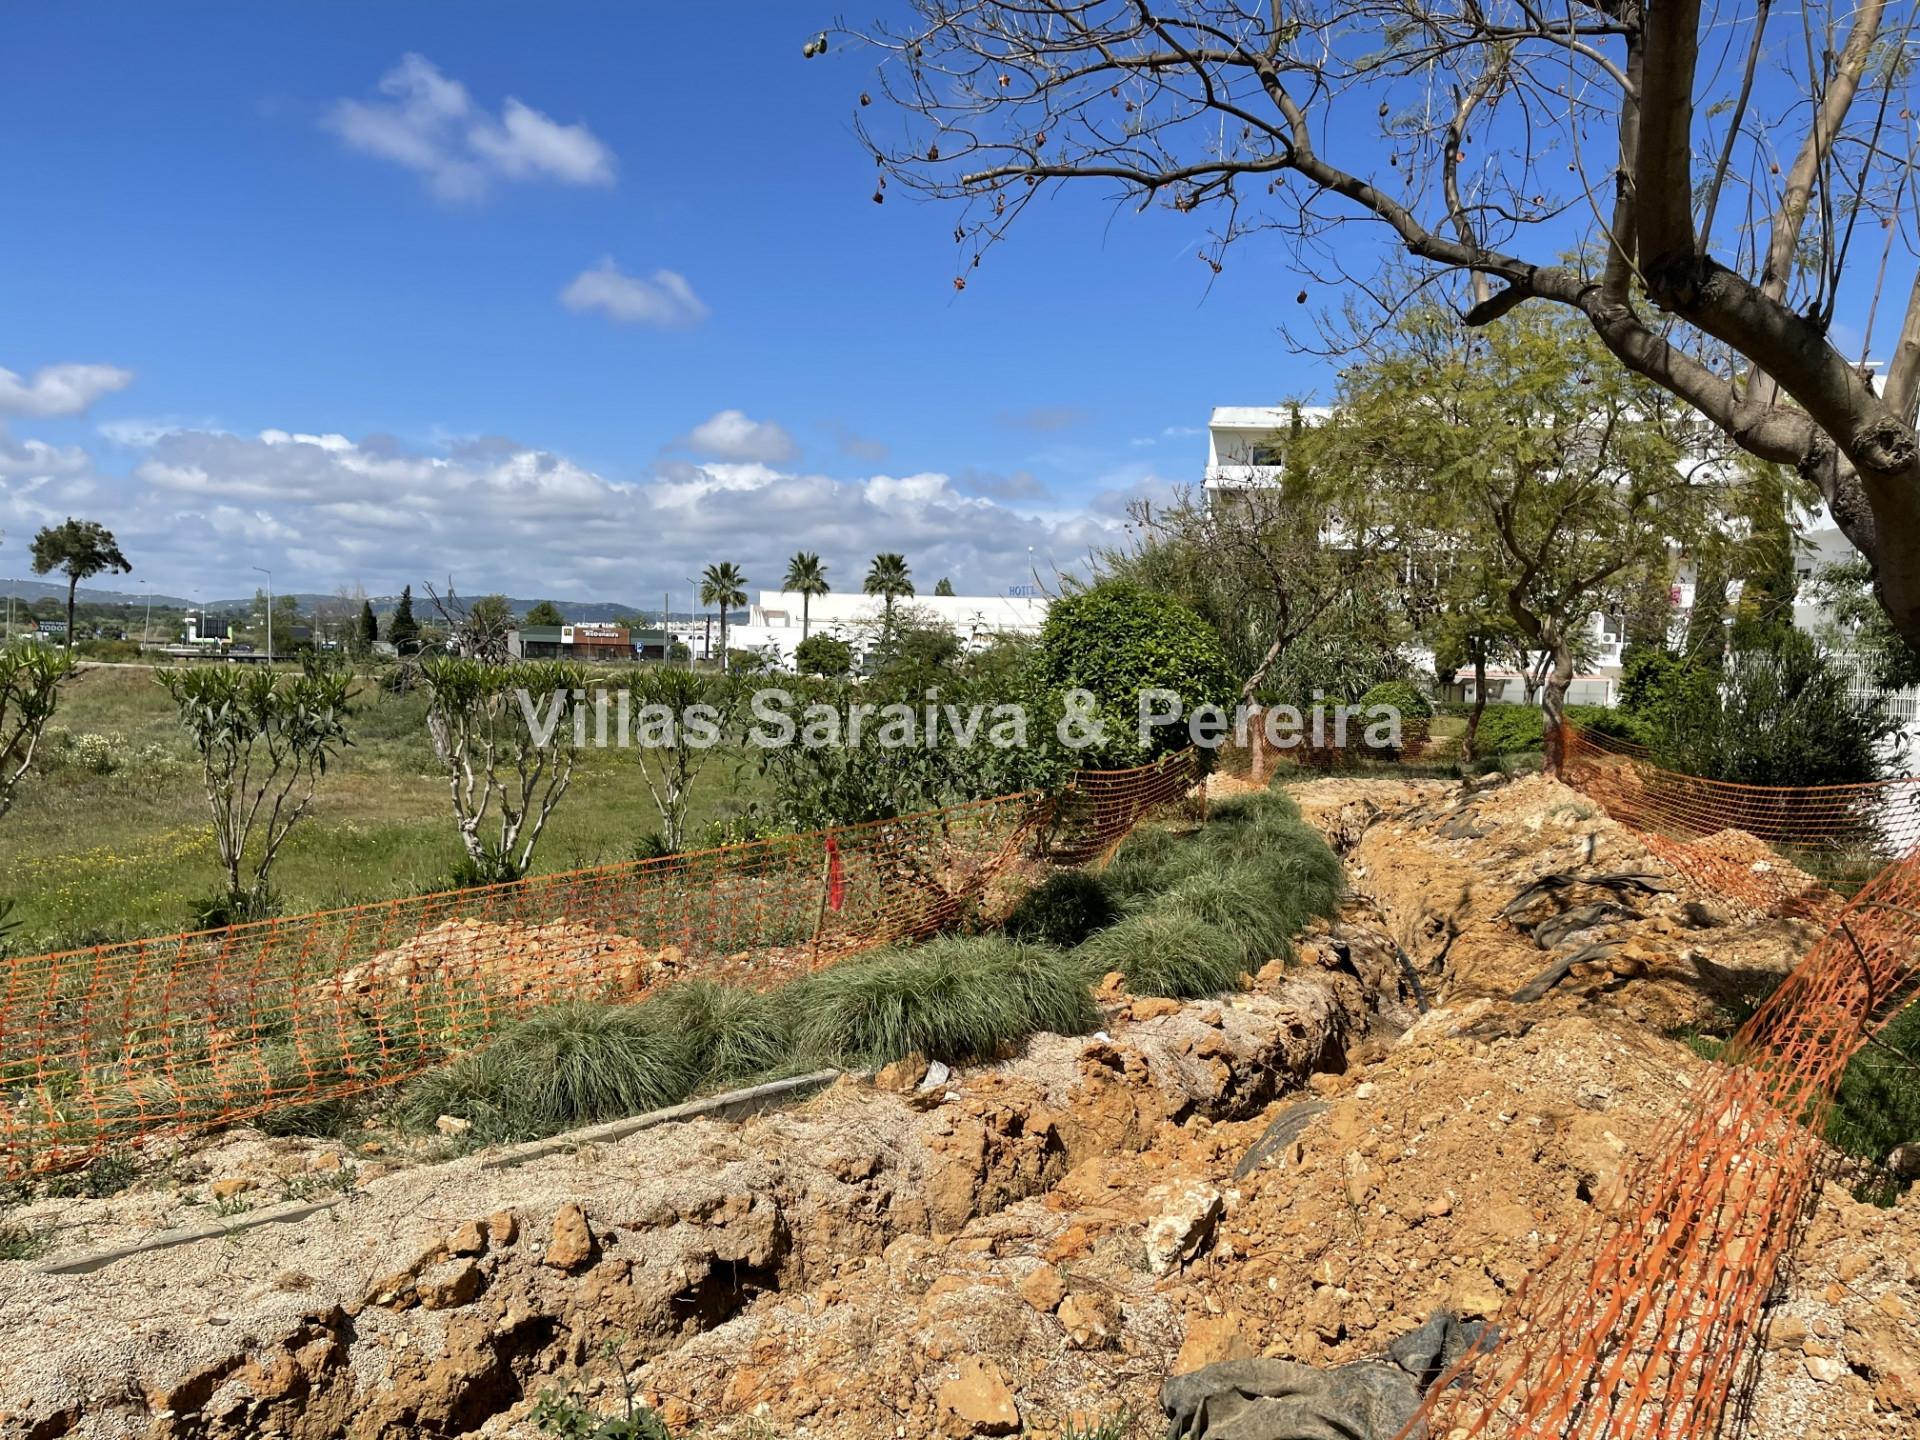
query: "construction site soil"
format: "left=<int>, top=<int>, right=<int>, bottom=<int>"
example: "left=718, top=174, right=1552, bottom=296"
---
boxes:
left=1, top=773, right=1915, bottom=1439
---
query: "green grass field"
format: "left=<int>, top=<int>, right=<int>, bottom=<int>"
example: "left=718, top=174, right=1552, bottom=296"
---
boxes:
left=2, top=665, right=769, bottom=952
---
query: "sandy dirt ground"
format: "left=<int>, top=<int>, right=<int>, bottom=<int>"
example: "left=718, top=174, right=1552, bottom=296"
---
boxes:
left=1, top=771, right=1915, bottom=1439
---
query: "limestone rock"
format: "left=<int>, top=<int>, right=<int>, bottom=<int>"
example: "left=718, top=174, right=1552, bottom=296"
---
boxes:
left=445, top=1221, right=487, bottom=1257
left=1018, top=1263, right=1065, bottom=1312
left=1174, top=1310, right=1257, bottom=1374
left=544, top=1203, right=595, bottom=1271
left=417, top=1260, right=483, bottom=1311
left=935, top=1355, right=1019, bottom=1436
left=1144, top=1181, right=1223, bottom=1274
left=1058, top=1290, right=1120, bottom=1350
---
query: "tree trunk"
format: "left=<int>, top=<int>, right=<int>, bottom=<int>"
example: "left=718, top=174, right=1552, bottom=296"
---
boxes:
left=1464, top=652, right=1488, bottom=762
left=64, top=576, right=77, bottom=651
left=1542, top=638, right=1574, bottom=778
left=802, top=594, right=810, bottom=643
left=720, top=612, right=729, bottom=673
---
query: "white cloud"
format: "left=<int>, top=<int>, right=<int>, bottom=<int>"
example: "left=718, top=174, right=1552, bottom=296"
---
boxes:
left=560, top=260, right=709, bottom=328
left=61, top=422, right=1141, bottom=601
left=0, top=363, right=134, bottom=419
left=680, top=409, right=796, bottom=464
left=0, top=426, right=90, bottom=481
left=324, top=54, right=615, bottom=201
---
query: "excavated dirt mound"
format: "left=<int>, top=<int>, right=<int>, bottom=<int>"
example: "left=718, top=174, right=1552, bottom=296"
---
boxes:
left=4, top=772, right=1915, bottom=1439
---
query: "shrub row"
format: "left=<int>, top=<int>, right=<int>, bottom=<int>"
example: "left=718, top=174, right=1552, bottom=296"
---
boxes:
left=395, top=785, right=1345, bottom=1146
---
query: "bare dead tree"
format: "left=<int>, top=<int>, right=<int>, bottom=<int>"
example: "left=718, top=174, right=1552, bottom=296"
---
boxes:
left=844, top=1, right=1920, bottom=643
left=422, top=580, right=515, bottom=664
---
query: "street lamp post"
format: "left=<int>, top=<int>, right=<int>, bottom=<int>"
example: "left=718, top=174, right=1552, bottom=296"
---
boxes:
left=684, top=576, right=698, bottom=667
left=252, top=566, right=272, bottom=663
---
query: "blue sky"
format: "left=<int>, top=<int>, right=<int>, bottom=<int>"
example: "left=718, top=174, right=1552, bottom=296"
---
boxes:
left=2, top=6, right=1902, bottom=607
left=0, top=4, right=1329, bottom=604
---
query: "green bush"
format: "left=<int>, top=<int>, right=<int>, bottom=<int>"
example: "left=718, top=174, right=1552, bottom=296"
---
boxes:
left=1654, top=633, right=1901, bottom=786
left=1618, top=649, right=1717, bottom=738
left=1099, top=825, right=1184, bottom=909
left=790, top=935, right=1098, bottom=1068
left=1006, top=870, right=1117, bottom=948
left=1074, top=913, right=1246, bottom=998
left=794, top=633, right=853, bottom=678
left=1564, top=703, right=1649, bottom=745
left=1470, top=704, right=1545, bottom=754
left=1231, top=832, right=1346, bottom=933
left=1031, top=582, right=1237, bottom=765
left=397, top=1000, right=704, bottom=1143
left=1357, top=680, right=1433, bottom=721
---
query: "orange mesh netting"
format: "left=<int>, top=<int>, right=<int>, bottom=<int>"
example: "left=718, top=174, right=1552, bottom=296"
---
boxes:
left=1562, top=721, right=1920, bottom=919
left=0, top=754, right=1198, bottom=1176
left=1397, top=723, right=1920, bottom=1440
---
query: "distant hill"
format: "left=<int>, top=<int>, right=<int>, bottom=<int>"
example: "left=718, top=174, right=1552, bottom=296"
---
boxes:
left=198, top=593, right=657, bottom=622
left=0, top=578, right=192, bottom=608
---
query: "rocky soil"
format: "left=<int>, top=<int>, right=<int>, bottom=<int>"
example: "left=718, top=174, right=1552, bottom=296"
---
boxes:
left=2, top=771, right=1916, bottom=1439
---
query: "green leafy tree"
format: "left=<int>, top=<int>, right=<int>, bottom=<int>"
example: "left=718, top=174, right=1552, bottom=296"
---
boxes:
left=934, top=577, right=955, bottom=597
left=30, top=518, right=131, bottom=650
left=157, top=663, right=355, bottom=919
left=854, top=3, right=1920, bottom=652
left=387, top=585, right=421, bottom=655
left=1030, top=581, right=1236, bottom=766
left=0, top=641, right=74, bottom=821
left=355, top=599, right=379, bottom=656
left=863, top=553, right=914, bottom=635
left=782, top=553, right=830, bottom=641
left=524, top=599, right=566, bottom=627
left=795, top=633, right=853, bottom=677
left=1313, top=305, right=1716, bottom=770
left=629, top=668, right=745, bottom=851
left=700, top=562, right=748, bottom=672
left=1810, top=558, right=1920, bottom=691
left=1727, top=465, right=1802, bottom=654
left=1654, top=632, right=1903, bottom=787
left=419, top=657, right=588, bottom=880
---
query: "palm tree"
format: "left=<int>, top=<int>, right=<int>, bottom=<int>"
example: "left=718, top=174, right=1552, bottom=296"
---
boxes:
left=700, top=562, right=748, bottom=671
left=783, top=552, right=830, bottom=641
left=864, top=552, right=913, bottom=635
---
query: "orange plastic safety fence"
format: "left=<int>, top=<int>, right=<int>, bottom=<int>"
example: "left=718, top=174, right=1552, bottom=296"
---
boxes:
left=1385, top=724, right=1920, bottom=1440
left=1562, top=722, right=1920, bottom=918
left=1405, top=846, right=1920, bottom=1440
left=0, top=758, right=1198, bottom=1176
left=1047, top=749, right=1202, bottom=862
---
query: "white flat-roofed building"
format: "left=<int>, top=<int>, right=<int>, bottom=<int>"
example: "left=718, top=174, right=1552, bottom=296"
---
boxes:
left=1203, top=404, right=1332, bottom=500
left=729, top=589, right=1050, bottom=670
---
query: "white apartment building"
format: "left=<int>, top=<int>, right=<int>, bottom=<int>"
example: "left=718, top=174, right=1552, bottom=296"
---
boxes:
left=1198, top=404, right=1760, bottom=708
left=727, top=589, right=1050, bottom=670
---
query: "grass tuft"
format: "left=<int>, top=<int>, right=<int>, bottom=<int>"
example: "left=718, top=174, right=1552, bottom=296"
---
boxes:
left=791, top=934, right=1098, bottom=1069
left=1074, top=913, right=1246, bottom=999
left=644, top=980, right=798, bottom=1085
left=1156, top=865, right=1297, bottom=966
left=397, top=1000, right=703, bottom=1144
